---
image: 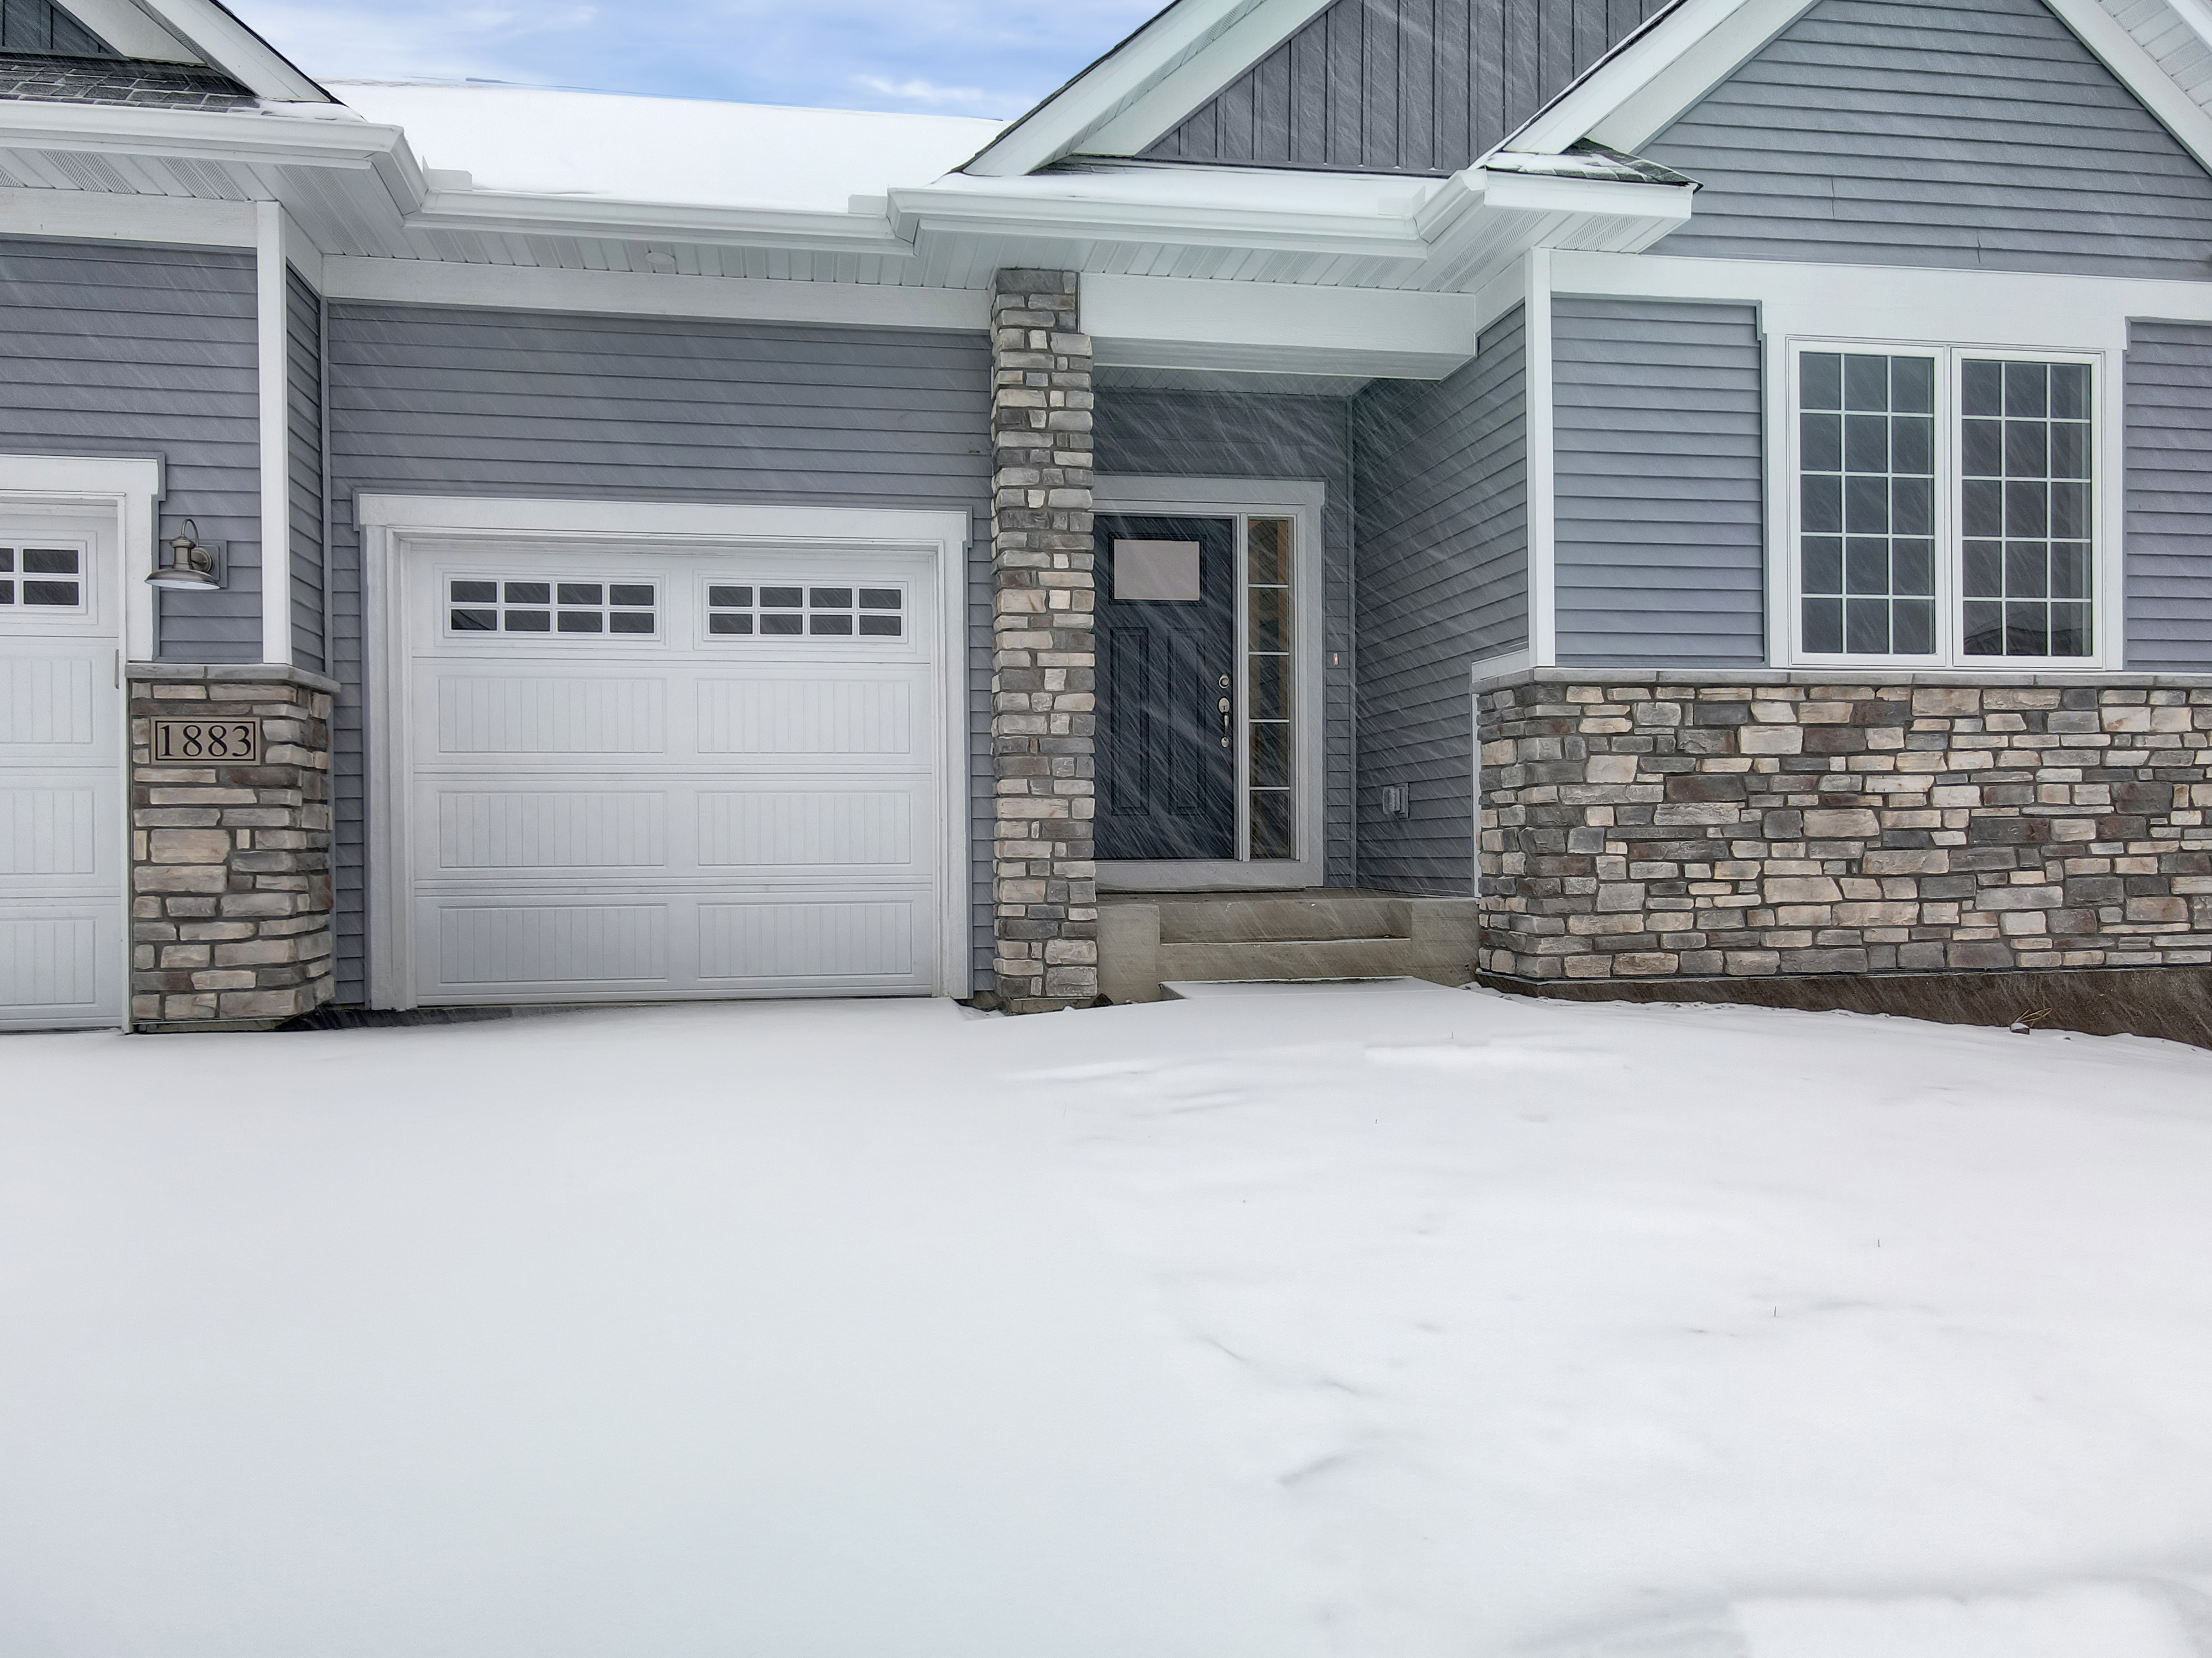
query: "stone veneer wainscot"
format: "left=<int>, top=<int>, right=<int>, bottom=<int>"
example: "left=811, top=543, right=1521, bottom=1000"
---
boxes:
left=128, top=664, right=337, bottom=1030
left=1477, top=673, right=2212, bottom=982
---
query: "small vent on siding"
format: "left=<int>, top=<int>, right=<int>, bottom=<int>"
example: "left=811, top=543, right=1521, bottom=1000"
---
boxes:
left=45, top=149, right=128, bottom=192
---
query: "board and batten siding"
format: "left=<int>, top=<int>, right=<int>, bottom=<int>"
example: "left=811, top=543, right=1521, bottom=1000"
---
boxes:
left=287, top=266, right=325, bottom=674
left=322, top=302, right=992, bottom=1004
left=1144, top=0, right=1672, bottom=174
left=1552, top=298, right=1766, bottom=666
left=1094, top=388, right=1356, bottom=883
left=0, top=236, right=261, bottom=660
left=2124, top=321, right=2212, bottom=670
left=1643, top=0, right=2212, bottom=277
left=1350, top=305, right=1527, bottom=893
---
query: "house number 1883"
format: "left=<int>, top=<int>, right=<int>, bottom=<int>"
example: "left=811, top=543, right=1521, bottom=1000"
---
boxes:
left=151, top=718, right=261, bottom=763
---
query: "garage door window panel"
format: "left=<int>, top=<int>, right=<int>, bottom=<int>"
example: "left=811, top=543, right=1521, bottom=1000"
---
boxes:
left=449, top=577, right=657, bottom=637
left=707, top=580, right=904, bottom=640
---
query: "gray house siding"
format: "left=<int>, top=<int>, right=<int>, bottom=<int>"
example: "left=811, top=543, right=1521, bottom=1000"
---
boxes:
left=2125, top=321, right=2212, bottom=671
left=1553, top=297, right=1766, bottom=666
left=1351, top=305, right=1527, bottom=893
left=1644, top=0, right=2212, bottom=278
left=1094, top=388, right=1356, bottom=884
left=1143, top=0, right=1672, bottom=174
left=287, top=266, right=325, bottom=674
left=0, top=236, right=260, bottom=660
left=322, top=302, right=991, bottom=1004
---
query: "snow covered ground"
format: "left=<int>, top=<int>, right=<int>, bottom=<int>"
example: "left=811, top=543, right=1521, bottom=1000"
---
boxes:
left=4, top=984, right=2211, bottom=1656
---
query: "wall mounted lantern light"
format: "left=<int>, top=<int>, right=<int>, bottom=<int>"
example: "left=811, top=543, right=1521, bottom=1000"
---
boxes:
left=148, top=519, right=221, bottom=589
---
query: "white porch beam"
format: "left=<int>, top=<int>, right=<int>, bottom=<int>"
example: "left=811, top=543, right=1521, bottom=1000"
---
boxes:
left=1084, top=274, right=1477, bottom=378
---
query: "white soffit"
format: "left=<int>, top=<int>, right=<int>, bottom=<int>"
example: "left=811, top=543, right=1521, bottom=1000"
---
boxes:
left=1085, top=273, right=1474, bottom=377
left=2097, top=0, right=2212, bottom=104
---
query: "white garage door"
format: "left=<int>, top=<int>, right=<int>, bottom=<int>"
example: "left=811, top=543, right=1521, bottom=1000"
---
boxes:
left=402, top=540, right=947, bottom=1004
left=0, top=506, right=122, bottom=1031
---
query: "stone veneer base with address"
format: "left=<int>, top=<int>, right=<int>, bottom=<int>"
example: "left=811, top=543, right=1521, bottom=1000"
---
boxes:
left=128, top=664, right=338, bottom=1031
left=1477, top=672, right=2212, bottom=983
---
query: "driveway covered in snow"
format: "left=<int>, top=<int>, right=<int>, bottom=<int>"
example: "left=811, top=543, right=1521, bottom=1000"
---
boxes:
left=4, top=984, right=2212, bottom=1656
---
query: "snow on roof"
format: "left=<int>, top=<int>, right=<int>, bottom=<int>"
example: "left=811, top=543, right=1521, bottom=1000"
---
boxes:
left=327, top=81, right=1009, bottom=212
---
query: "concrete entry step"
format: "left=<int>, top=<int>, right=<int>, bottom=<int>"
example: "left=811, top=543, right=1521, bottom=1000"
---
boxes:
left=1099, top=888, right=1479, bottom=1004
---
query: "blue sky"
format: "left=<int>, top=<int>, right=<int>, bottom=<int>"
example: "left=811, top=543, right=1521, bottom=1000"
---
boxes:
left=225, top=0, right=1165, bottom=119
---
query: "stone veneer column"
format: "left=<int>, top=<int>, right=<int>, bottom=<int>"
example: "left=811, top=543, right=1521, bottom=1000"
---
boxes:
left=990, top=268, right=1099, bottom=1012
left=128, top=664, right=337, bottom=1030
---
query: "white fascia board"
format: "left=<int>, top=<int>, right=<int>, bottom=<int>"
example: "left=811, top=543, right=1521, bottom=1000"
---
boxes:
left=128, top=0, right=328, bottom=100
left=1079, top=0, right=1341, bottom=156
left=891, top=180, right=1427, bottom=259
left=965, top=0, right=1274, bottom=176
left=1517, top=0, right=1817, bottom=154
left=1416, top=167, right=1697, bottom=237
left=1086, top=273, right=1475, bottom=377
left=2043, top=0, right=2212, bottom=177
left=68, top=0, right=202, bottom=62
left=0, top=186, right=256, bottom=246
left=407, top=186, right=911, bottom=256
left=0, top=100, right=413, bottom=179
left=321, top=257, right=988, bottom=332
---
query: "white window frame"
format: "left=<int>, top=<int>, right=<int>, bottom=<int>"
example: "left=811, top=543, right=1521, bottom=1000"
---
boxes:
left=1092, top=476, right=1326, bottom=893
left=1782, top=337, right=2116, bottom=671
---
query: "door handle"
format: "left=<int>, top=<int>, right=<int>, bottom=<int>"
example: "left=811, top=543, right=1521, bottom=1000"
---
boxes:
left=1218, top=694, right=1232, bottom=746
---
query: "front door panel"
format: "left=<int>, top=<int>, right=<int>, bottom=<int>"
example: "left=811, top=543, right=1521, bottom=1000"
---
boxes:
left=1096, top=515, right=1235, bottom=861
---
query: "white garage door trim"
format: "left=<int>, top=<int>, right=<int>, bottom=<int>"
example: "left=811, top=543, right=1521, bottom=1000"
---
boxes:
left=0, top=454, right=162, bottom=1033
left=360, top=496, right=974, bottom=1010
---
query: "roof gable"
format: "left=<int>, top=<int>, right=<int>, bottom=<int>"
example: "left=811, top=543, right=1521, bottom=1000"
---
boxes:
left=0, top=0, right=114, bottom=56
left=1142, top=0, right=1674, bottom=175
left=1643, top=0, right=2212, bottom=277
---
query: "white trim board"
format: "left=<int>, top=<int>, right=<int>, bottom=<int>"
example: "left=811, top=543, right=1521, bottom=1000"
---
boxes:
left=1085, top=274, right=1475, bottom=378
left=1545, top=251, right=2212, bottom=353
left=256, top=202, right=293, bottom=665
left=320, top=258, right=989, bottom=332
left=356, top=494, right=975, bottom=1008
left=0, top=189, right=257, bottom=249
left=1091, top=475, right=1326, bottom=893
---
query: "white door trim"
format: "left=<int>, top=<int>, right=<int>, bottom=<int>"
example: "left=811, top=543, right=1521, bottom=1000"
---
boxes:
left=358, top=494, right=974, bottom=1009
left=1091, top=475, right=1326, bottom=891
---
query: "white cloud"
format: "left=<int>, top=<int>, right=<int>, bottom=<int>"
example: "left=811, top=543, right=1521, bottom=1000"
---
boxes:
left=851, top=75, right=998, bottom=108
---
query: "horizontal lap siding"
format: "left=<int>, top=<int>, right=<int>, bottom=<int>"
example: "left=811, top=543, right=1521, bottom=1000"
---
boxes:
left=1351, top=307, right=1527, bottom=893
left=1143, top=0, right=1670, bottom=174
left=287, top=268, right=324, bottom=674
left=0, top=237, right=259, bottom=660
left=1094, top=390, right=1356, bottom=882
left=1644, top=0, right=2212, bottom=276
left=2125, top=322, right=2212, bottom=670
left=325, top=303, right=991, bottom=1004
left=1553, top=298, right=1765, bottom=666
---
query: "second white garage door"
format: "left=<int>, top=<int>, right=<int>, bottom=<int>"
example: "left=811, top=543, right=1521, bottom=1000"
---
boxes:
left=399, top=537, right=949, bottom=1005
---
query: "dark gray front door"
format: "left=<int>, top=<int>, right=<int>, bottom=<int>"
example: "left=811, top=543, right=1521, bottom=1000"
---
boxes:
left=1096, top=514, right=1236, bottom=861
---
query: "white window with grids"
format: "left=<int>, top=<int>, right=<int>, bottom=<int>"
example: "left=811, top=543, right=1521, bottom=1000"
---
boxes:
left=1788, top=342, right=2104, bottom=666
left=0, top=541, right=87, bottom=616
left=702, top=581, right=905, bottom=639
